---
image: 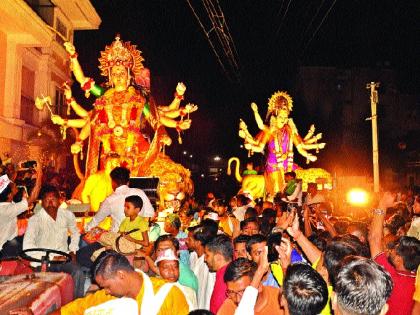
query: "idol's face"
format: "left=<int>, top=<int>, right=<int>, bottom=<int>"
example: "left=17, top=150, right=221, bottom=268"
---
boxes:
left=111, top=65, right=130, bottom=90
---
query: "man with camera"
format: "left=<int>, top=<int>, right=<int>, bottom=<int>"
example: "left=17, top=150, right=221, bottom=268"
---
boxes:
left=0, top=162, right=42, bottom=258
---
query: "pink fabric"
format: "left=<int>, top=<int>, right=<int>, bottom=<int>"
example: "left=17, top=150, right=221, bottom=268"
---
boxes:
left=0, top=272, right=72, bottom=315
left=375, top=252, right=416, bottom=315
left=210, top=264, right=228, bottom=314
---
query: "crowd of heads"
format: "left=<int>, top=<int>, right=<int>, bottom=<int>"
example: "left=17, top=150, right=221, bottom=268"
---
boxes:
left=2, top=158, right=420, bottom=315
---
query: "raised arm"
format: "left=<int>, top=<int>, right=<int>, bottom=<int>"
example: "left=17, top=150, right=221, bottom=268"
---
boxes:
left=303, top=205, right=313, bottom=237
left=251, top=102, right=266, bottom=130
left=287, top=212, right=322, bottom=264
left=27, top=161, right=43, bottom=206
left=63, top=82, right=89, bottom=118
left=368, top=192, right=395, bottom=258
left=239, top=119, right=270, bottom=153
left=64, top=42, right=104, bottom=97
left=235, top=246, right=269, bottom=315
left=314, top=204, right=337, bottom=237
left=64, top=42, right=88, bottom=86
left=159, top=82, right=186, bottom=112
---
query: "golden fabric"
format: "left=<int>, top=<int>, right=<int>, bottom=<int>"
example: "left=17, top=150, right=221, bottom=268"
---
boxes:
left=60, top=274, right=189, bottom=315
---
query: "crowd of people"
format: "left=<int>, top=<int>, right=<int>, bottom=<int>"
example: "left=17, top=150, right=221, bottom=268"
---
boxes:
left=0, top=161, right=420, bottom=315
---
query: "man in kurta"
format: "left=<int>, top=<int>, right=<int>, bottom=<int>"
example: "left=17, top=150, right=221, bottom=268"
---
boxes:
left=55, top=250, right=189, bottom=315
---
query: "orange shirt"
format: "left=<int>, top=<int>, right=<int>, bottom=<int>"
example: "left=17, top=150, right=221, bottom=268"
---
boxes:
left=217, top=286, right=283, bottom=315
left=219, top=216, right=239, bottom=236
left=59, top=274, right=189, bottom=315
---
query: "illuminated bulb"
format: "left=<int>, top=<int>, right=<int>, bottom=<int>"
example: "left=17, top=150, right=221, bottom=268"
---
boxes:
left=347, top=188, right=369, bottom=206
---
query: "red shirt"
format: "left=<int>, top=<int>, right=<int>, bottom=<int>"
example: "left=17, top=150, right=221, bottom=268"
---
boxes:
left=210, top=264, right=228, bottom=314
left=375, top=252, right=416, bottom=315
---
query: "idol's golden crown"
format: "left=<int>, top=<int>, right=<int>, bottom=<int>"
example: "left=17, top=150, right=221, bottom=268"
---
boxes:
left=98, top=35, right=144, bottom=78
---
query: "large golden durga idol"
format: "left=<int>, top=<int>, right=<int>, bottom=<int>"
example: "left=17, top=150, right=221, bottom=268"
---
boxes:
left=35, top=35, right=196, bottom=211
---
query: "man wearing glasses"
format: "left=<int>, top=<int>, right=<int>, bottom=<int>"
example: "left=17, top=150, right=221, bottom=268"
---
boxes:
left=217, top=258, right=282, bottom=315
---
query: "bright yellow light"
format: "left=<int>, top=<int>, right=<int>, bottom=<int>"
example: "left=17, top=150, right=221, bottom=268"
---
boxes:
left=347, top=188, right=369, bottom=206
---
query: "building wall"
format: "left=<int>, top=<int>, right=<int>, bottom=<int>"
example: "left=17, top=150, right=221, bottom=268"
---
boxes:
left=296, top=66, right=420, bottom=188
left=0, top=0, right=100, bottom=165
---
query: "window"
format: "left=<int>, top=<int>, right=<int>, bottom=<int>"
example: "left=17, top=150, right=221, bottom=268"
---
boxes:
left=55, top=88, right=65, bottom=116
left=21, top=66, right=35, bottom=125
left=24, top=0, right=55, bottom=26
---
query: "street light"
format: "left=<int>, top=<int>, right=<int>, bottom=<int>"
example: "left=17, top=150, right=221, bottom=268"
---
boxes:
left=183, top=151, right=187, bottom=155
left=214, top=156, right=221, bottom=161
left=347, top=188, right=369, bottom=207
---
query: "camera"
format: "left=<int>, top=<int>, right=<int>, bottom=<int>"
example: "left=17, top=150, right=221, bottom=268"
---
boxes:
left=13, top=185, right=28, bottom=203
left=19, top=160, right=37, bottom=170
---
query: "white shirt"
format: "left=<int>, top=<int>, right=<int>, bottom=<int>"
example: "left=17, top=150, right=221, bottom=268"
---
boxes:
left=85, top=185, right=154, bottom=232
left=0, top=199, right=28, bottom=250
left=23, top=207, right=80, bottom=261
left=233, top=206, right=248, bottom=222
left=189, top=251, right=215, bottom=310
left=84, top=298, right=138, bottom=315
left=235, top=286, right=258, bottom=315
left=407, top=217, right=420, bottom=240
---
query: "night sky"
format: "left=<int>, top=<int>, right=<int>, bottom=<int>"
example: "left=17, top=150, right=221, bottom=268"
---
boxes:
left=74, top=0, right=420, bottom=180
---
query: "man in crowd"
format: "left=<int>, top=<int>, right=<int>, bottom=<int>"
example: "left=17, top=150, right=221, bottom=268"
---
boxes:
left=281, top=263, right=328, bottom=315
left=217, top=258, right=282, bottom=315
left=204, top=234, right=233, bottom=314
left=155, top=248, right=197, bottom=311
left=246, top=234, right=280, bottom=288
left=186, top=225, right=216, bottom=309
left=304, top=182, right=326, bottom=207
left=240, top=217, right=260, bottom=236
left=232, top=194, right=253, bottom=222
left=369, top=192, right=420, bottom=315
left=23, top=185, right=85, bottom=298
left=407, top=195, right=420, bottom=239
left=57, top=250, right=189, bottom=315
left=213, top=199, right=240, bottom=238
left=233, top=235, right=250, bottom=259
left=164, top=213, right=189, bottom=266
left=85, top=167, right=154, bottom=232
left=138, top=234, right=198, bottom=293
left=332, top=256, right=393, bottom=315
left=283, top=171, right=302, bottom=206
left=0, top=162, right=42, bottom=258
left=78, top=167, right=154, bottom=268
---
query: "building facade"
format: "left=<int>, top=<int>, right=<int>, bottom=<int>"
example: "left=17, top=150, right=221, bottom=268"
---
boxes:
left=0, top=0, right=100, bottom=165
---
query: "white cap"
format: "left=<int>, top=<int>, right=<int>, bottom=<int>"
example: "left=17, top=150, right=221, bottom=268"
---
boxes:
left=204, top=212, right=219, bottom=221
left=0, top=174, right=11, bottom=194
left=155, top=248, right=179, bottom=266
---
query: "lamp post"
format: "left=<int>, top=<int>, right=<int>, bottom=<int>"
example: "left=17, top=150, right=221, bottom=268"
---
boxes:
left=366, top=82, right=380, bottom=193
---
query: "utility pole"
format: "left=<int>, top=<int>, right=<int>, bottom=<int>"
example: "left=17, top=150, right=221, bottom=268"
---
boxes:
left=366, top=82, right=380, bottom=193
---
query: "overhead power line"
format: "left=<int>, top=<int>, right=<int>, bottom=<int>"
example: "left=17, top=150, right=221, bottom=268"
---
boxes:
left=300, top=0, right=337, bottom=57
left=185, top=0, right=240, bottom=82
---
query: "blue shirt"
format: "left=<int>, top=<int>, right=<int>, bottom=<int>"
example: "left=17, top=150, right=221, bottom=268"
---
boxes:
left=179, top=261, right=199, bottom=293
left=176, top=230, right=190, bottom=267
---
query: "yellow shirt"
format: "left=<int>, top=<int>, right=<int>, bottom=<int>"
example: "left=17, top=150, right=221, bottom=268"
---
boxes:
left=59, top=274, right=189, bottom=315
left=219, top=216, right=238, bottom=236
left=119, top=216, right=149, bottom=241
left=312, top=257, right=332, bottom=315
left=414, top=265, right=420, bottom=302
